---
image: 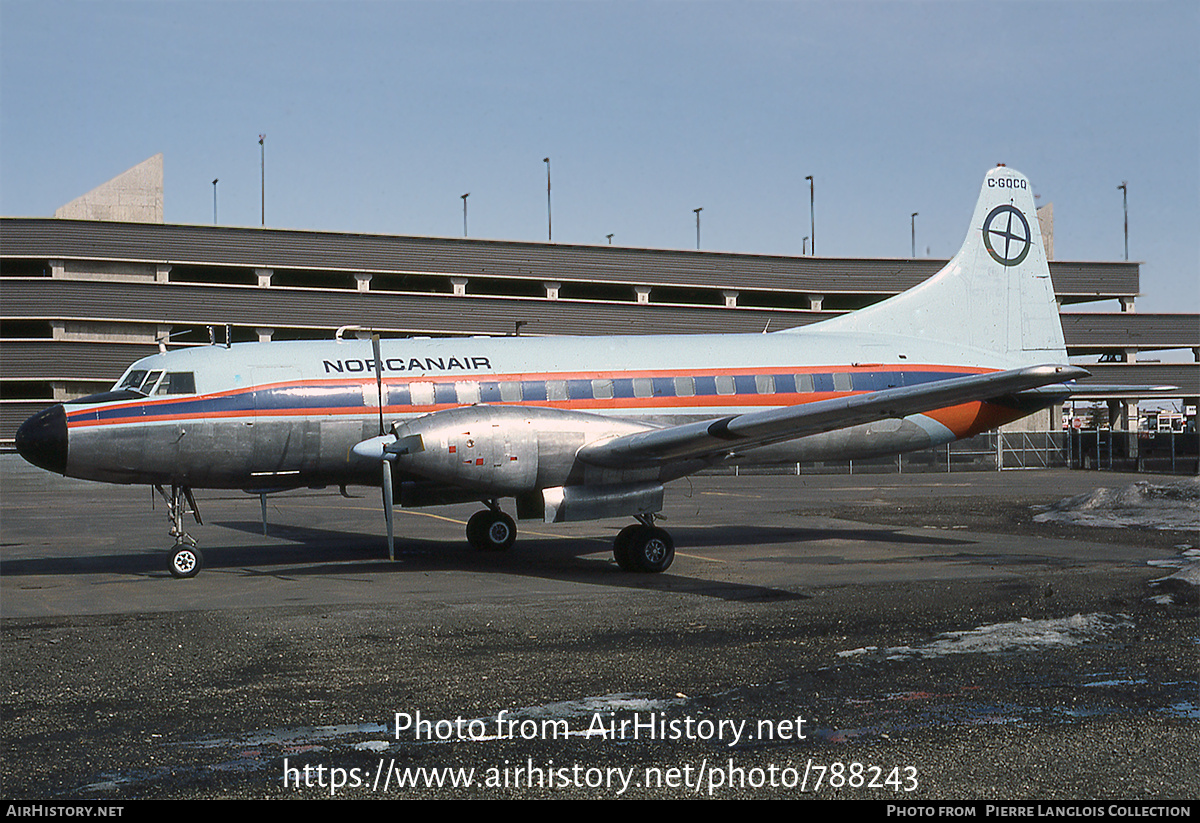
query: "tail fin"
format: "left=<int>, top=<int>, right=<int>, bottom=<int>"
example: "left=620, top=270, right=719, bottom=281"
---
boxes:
left=798, top=166, right=1068, bottom=365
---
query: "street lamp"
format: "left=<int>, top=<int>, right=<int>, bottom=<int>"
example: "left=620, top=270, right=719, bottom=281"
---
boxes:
left=461, top=193, right=470, bottom=237
left=258, top=134, right=266, bottom=227
left=543, top=157, right=552, bottom=241
left=805, top=175, right=814, bottom=255
left=606, top=233, right=613, bottom=244
left=212, top=179, right=218, bottom=225
left=1118, top=182, right=1128, bottom=260
left=911, top=212, right=919, bottom=257
left=694, top=208, right=703, bottom=250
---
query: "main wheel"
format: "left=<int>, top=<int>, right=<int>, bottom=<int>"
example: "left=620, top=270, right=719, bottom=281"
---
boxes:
left=169, top=543, right=203, bottom=579
left=613, top=524, right=642, bottom=571
left=626, top=526, right=675, bottom=573
left=466, top=510, right=516, bottom=552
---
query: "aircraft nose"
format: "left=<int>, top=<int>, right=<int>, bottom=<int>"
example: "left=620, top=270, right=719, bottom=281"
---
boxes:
left=15, top=404, right=68, bottom=475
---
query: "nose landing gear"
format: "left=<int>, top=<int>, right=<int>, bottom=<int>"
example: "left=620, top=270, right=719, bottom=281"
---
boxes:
left=156, top=484, right=204, bottom=578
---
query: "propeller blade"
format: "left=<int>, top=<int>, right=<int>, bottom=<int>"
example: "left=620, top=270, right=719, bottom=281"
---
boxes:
left=381, top=457, right=395, bottom=561
left=371, top=334, right=386, bottom=437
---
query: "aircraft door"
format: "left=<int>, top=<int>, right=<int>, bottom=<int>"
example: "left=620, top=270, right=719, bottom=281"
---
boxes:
left=250, top=367, right=305, bottom=475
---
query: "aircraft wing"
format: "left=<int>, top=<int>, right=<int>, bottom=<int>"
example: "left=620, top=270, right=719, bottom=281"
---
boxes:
left=578, top=364, right=1090, bottom=468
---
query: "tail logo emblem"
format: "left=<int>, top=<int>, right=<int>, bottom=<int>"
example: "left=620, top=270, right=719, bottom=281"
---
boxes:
left=982, top=205, right=1032, bottom=267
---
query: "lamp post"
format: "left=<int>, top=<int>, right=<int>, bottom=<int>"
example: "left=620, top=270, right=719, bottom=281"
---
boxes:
left=461, top=193, right=469, bottom=237
left=805, top=175, right=814, bottom=255
left=911, top=212, right=919, bottom=257
left=543, top=157, right=551, bottom=241
left=212, top=179, right=218, bottom=225
left=258, top=134, right=266, bottom=227
left=1118, top=182, right=1128, bottom=260
left=694, top=208, right=703, bottom=250
left=606, top=233, right=613, bottom=244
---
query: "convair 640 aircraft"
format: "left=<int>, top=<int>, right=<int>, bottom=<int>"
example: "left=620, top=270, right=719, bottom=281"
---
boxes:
left=16, top=166, right=1089, bottom=578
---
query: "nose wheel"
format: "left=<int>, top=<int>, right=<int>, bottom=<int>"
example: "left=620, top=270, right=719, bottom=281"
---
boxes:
left=169, top=542, right=203, bottom=579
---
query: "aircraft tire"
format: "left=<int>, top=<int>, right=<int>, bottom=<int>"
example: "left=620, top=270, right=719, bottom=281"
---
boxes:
left=628, top=526, right=674, bottom=574
left=467, top=510, right=516, bottom=552
left=613, top=525, right=641, bottom=571
left=169, top=544, right=203, bottom=579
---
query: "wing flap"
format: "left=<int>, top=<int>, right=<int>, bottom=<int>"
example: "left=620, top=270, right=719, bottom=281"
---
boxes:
left=578, top=364, right=1089, bottom=468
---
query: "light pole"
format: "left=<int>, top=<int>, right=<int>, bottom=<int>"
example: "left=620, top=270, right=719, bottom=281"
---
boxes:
left=543, top=157, right=551, bottom=241
left=911, top=212, right=919, bottom=257
left=802, top=236, right=809, bottom=255
left=606, top=233, right=613, bottom=244
left=694, top=208, right=703, bottom=250
left=461, top=193, right=470, bottom=237
left=1118, top=181, right=1128, bottom=260
left=212, top=179, right=218, bottom=225
left=258, top=134, right=266, bottom=226
left=805, top=175, right=814, bottom=255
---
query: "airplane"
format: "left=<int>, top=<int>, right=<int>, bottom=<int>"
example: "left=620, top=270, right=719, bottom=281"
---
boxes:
left=15, top=165, right=1091, bottom=579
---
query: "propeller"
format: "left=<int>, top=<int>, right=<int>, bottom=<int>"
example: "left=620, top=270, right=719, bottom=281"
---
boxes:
left=371, top=334, right=395, bottom=561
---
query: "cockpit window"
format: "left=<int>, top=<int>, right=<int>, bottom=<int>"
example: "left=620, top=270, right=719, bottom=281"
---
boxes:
left=117, top=370, right=148, bottom=391
left=140, top=371, right=164, bottom=394
left=114, top=369, right=175, bottom=395
left=154, top=372, right=197, bottom=395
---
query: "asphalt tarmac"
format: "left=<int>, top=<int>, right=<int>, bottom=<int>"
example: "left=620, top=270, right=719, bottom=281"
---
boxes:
left=1, top=456, right=1196, bottom=799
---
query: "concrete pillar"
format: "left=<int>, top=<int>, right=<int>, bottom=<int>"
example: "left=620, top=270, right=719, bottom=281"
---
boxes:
left=807, top=294, right=824, bottom=311
left=451, top=277, right=468, bottom=296
left=49, top=260, right=65, bottom=278
left=255, top=268, right=273, bottom=288
left=256, top=327, right=274, bottom=342
left=1120, top=296, right=1136, bottom=312
left=544, top=282, right=561, bottom=300
left=634, top=286, right=652, bottom=304
left=354, top=273, right=372, bottom=292
left=156, top=264, right=171, bottom=283
left=721, top=290, right=739, bottom=308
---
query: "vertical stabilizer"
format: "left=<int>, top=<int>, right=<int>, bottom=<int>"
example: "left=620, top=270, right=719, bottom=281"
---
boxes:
left=801, top=167, right=1068, bottom=365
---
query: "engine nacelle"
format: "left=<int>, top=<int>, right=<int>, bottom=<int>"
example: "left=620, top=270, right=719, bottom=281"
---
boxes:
left=541, top=483, right=664, bottom=523
left=388, top=405, right=654, bottom=495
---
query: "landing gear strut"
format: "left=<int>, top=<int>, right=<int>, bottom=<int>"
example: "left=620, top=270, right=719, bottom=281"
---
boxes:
left=613, top=515, right=674, bottom=573
left=466, top=503, right=516, bottom=552
left=156, top=484, right=204, bottom=578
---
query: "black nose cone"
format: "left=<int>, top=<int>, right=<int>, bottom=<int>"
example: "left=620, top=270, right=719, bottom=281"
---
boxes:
left=15, top=404, right=67, bottom=475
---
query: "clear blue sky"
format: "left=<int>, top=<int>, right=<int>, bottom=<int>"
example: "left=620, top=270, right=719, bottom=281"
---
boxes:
left=1, top=0, right=1196, bottom=316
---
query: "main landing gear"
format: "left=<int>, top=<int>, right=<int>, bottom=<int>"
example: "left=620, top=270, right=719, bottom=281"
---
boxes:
left=156, top=484, right=204, bottom=578
left=466, top=502, right=516, bottom=552
left=613, top=515, right=675, bottom=573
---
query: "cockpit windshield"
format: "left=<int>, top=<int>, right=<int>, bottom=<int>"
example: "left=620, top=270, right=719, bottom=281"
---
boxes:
left=114, top=369, right=196, bottom=396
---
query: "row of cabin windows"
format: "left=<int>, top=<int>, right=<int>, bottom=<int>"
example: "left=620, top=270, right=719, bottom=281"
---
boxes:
left=380, top=371, right=931, bottom=407
left=114, top=369, right=945, bottom=404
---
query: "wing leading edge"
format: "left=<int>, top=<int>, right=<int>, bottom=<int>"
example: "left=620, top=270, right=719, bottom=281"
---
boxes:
left=578, top=364, right=1090, bottom=469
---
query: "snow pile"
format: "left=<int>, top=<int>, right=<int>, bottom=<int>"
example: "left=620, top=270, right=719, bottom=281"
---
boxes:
left=1032, top=476, right=1199, bottom=531
left=838, top=613, right=1133, bottom=660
